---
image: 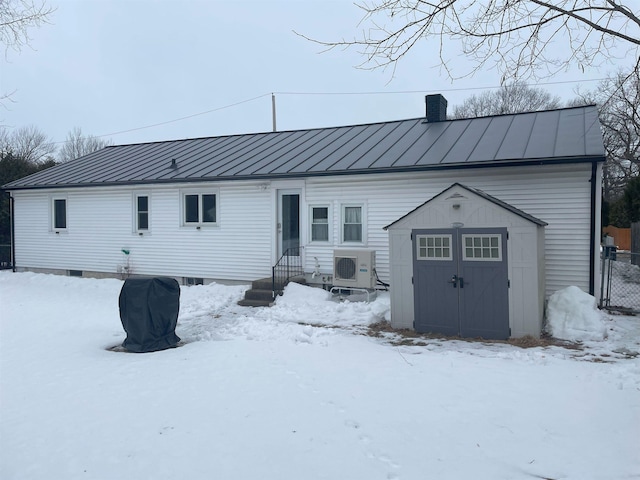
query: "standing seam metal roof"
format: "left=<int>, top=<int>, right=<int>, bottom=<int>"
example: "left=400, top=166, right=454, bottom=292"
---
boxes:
left=3, top=105, right=605, bottom=190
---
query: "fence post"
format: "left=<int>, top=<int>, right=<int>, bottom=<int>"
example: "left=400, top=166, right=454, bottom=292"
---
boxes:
left=632, top=222, right=640, bottom=266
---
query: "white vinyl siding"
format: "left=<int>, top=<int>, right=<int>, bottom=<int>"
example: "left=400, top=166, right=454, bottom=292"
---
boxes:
left=303, top=163, right=595, bottom=297
left=11, top=162, right=598, bottom=297
left=13, top=182, right=271, bottom=281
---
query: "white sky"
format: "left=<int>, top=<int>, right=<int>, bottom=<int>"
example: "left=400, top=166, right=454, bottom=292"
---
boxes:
left=0, top=0, right=635, bottom=147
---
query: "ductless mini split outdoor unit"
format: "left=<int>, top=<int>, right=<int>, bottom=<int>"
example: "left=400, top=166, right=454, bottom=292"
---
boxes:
left=333, top=249, right=376, bottom=289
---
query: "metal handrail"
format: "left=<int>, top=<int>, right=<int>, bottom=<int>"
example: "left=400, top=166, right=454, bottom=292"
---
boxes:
left=272, top=246, right=304, bottom=298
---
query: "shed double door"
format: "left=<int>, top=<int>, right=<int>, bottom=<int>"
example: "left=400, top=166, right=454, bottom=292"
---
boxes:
left=412, top=228, right=509, bottom=339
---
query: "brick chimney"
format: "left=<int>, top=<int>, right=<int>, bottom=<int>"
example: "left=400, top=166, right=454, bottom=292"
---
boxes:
left=425, top=94, right=448, bottom=122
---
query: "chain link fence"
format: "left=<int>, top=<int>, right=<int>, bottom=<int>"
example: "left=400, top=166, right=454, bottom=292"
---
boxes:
left=600, top=247, right=640, bottom=313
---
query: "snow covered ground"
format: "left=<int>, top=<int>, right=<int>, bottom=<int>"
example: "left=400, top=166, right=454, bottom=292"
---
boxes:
left=1, top=272, right=639, bottom=480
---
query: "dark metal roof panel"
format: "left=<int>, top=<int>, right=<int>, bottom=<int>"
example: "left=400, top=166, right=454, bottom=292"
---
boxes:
left=247, top=130, right=324, bottom=175
left=247, top=129, right=327, bottom=174
left=523, top=110, right=559, bottom=159
left=584, top=107, right=605, bottom=155
left=388, top=122, right=446, bottom=167
left=424, top=119, right=474, bottom=165
left=494, top=113, right=537, bottom=159
left=348, top=120, right=417, bottom=169
left=3, top=105, right=605, bottom=190
left=468, top=115, right=515, bottom=162
left=303, top=123, right=387, bottom=172
left=440, top=117, right=489, bottom=164
left=280, top=126, right=361, bottom=173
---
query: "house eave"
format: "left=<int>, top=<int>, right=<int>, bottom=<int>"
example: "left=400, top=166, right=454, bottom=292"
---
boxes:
left=2, top=155, right=605, bottom=192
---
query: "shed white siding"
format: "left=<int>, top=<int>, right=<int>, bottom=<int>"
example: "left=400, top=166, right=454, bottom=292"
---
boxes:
left=385, top=184, right=545, bottom=337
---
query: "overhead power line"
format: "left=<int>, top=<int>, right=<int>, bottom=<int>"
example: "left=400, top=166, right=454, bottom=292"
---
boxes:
left=61, top=77, right=608, bottom=142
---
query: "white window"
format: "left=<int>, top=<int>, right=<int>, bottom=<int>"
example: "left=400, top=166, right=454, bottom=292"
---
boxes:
left=342, top=204, right=364, bottom=243
left=310, top=205, right=329, bottom=242
left=51, top=197, right=67, bottom=231
left=462, top=235, right=502, bottom=261
left=182, top=191, right=218, bottom=226
left=135, top=194, right=149, bottom=232
left=416, top=235, right=452, bottom=260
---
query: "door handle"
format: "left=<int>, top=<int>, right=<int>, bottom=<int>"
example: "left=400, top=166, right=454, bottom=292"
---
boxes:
left=459, top=277, right=464, bottom=288
left=447, top=274, right=458, bottom=287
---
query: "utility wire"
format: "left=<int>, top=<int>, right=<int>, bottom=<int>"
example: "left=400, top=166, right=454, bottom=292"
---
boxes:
left=63, top=77, right=608, bottom=142
left=272, top=78, right=608, bottom=96
left=72, top=93, right=272, bottom=143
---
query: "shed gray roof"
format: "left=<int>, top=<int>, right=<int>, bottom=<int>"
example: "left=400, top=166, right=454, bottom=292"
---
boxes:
left=383, top=183, right=548, bottom=230
left=4, top=104, right=605, bottom=190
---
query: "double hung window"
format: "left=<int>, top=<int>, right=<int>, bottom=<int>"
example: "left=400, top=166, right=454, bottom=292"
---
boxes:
left=136, top=195, right=149, bottom=231
left=310, top=206, right=329, bottom=242
left=342, top=205, right=363, bottom=243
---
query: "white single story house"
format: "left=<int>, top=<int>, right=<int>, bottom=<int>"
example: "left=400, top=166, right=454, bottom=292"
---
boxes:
left=3, top=95, right=605, bottom=337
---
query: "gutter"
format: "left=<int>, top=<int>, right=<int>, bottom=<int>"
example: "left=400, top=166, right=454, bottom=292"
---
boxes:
left=2, top=156, right=607, bottom=192
left=589, top=162, right=597, bottom=295
left=10, top=194, right=15, bottom=272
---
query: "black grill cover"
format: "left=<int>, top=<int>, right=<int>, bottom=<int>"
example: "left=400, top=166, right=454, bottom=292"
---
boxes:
left=119, top=277, right=181, bottom=352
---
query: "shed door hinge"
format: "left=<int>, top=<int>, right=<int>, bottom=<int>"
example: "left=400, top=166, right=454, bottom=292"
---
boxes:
left=411, top=276, right=414, bottom=285
left=508, top=279, right=511, bottom=288
left=507, top=231, right=509, bottom=240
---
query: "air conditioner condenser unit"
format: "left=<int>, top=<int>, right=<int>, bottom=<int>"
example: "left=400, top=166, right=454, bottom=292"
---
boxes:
left=333, top=249, right=376, bottom=289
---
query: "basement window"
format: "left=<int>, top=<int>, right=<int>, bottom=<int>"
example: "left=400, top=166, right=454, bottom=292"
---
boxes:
left=184, top=277, right=204, bottom=286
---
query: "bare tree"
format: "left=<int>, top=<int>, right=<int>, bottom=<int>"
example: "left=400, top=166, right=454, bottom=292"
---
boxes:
left=0, top=124, right=55, bottom=164
left=1, top=1, right=54, bottom=109
left=57, top=127, right=111, bottom=163
left=300, top=1, right=640, bottom=82
left=451, top=82, right=561, bottom=118
left=570, top=70, right=639, bottom=203
left=0, top=0, right=54, bottom=53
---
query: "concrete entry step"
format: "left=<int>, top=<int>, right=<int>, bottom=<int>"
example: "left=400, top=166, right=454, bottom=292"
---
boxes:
left=237, top=276, right=306, bottom=307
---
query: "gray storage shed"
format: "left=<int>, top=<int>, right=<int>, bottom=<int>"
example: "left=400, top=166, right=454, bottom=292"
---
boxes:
left=385, top=183, right=547, bottom=339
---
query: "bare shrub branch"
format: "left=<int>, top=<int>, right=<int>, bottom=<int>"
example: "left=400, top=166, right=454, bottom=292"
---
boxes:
left=297, top=1, right=640, bottom=81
